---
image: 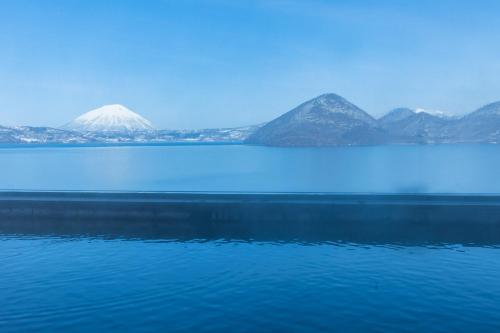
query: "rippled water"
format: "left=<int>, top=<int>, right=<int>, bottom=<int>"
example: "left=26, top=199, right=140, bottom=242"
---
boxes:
left=1, top=234, right=500, bottom=333
left=2, top=143, right=500, bottom=193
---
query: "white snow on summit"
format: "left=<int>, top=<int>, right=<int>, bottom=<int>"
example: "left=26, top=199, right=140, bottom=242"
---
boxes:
left=414, top=108, right=453, bottom=118
left=63, top=104, right=155, bottom=132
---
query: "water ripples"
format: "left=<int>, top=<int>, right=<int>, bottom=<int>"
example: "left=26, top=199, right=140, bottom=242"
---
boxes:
left=2, top=235, right=500, bottom=332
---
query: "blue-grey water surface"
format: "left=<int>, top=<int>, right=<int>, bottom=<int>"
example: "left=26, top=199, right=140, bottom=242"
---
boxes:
left=1, top=235, right=500, bottom=333
left=1, top=143, right=500, bottom=193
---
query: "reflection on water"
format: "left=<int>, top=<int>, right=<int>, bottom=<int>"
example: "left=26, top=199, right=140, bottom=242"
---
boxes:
left=2, top=144, right=500, bottom=193
left=1, top=231, right=500, bottom=333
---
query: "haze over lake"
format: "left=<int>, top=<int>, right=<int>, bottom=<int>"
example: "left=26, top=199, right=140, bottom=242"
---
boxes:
left=2, top=143, right=500, bottom=193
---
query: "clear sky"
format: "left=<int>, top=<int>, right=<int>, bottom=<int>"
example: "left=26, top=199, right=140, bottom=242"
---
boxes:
left=1, top=0, right=500, bottom=129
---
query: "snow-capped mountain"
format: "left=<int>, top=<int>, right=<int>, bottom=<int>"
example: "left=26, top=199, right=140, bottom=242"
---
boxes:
left=246, top=93, right=388, bottom=146
left=63, top=104, right=155, bottom=132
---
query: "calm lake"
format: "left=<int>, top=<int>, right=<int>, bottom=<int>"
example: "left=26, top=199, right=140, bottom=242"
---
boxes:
left=1, top=143, right=500, bottom=193
left=2, top=144, right=500, bottom=332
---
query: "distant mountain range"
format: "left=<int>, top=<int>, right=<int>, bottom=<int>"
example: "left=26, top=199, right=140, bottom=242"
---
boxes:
left=0, top=125, right=260, bottom=145
left=3, top=95, right=500, bottom=146
left=0, top=104, right=261, bottom=144
left=247, top=93, right=500, bottom=146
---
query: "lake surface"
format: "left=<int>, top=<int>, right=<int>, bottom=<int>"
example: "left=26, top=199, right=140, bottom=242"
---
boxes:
left=1, top=234, right=500, bottom=333
left=1, top=143, right=500, bottom=193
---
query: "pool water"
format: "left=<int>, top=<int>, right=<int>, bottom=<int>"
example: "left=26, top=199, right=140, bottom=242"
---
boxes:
left=1, top=234, right=500, bottom=333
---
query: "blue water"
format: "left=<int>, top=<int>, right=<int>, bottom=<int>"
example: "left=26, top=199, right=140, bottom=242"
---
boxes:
left=2, top=144, right=500, bottom=332
left=1, top=235, right=500, bottom=333
left=1, top=143, right=500, bottom=193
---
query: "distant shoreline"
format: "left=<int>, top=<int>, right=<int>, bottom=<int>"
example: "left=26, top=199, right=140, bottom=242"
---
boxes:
left=0, top=141, right=245, bottom=149
left=1, top=141, right=500, bottom=149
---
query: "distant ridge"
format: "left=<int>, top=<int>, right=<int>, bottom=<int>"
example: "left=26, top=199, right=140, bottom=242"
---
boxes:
left=246, top=93, right=500, bottom=146
left=448, top=101, right=500, bottom=143
left=380, top=109, right=452, bottom=143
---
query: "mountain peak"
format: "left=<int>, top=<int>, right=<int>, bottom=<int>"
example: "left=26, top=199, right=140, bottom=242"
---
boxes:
left=307, top=93, right=355, bottom=107
left=379, top=108, right=416, bottom=125
left=63, top=104, right=155, bottom=132
left=314, top=93, right=345, bottom=101
left=295, top=93, right=376, bottom=125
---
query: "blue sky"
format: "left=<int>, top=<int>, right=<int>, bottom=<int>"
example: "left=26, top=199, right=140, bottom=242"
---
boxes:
left=1, top=0, right=500, bottom=128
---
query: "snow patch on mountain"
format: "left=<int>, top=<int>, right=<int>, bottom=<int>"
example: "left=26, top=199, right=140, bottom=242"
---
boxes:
left=414, top=108, right=453, bottom=118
